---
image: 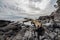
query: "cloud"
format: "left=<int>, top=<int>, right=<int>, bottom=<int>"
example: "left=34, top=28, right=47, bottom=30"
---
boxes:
left=17, top=0, right=51, bottom=14
left=0, top=0, right=57, bottom=20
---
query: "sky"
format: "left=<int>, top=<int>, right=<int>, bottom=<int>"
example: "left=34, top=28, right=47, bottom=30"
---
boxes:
left=0, top=0, right=57, bottom=21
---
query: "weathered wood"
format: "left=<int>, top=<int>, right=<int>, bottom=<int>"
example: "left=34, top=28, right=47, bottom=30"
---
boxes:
left=0, top=20, right=12, bottom=27
left=0, top=23, right=22, bottom=32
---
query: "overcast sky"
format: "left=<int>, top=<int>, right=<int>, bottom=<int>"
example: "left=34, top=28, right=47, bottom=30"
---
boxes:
left=0, top=0, right=57, bottom=21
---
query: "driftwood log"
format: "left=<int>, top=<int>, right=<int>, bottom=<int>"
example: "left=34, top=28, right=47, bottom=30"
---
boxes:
left=0, top=20, right=12, bottom=27
left=0, top=22, right=22, bottom=32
